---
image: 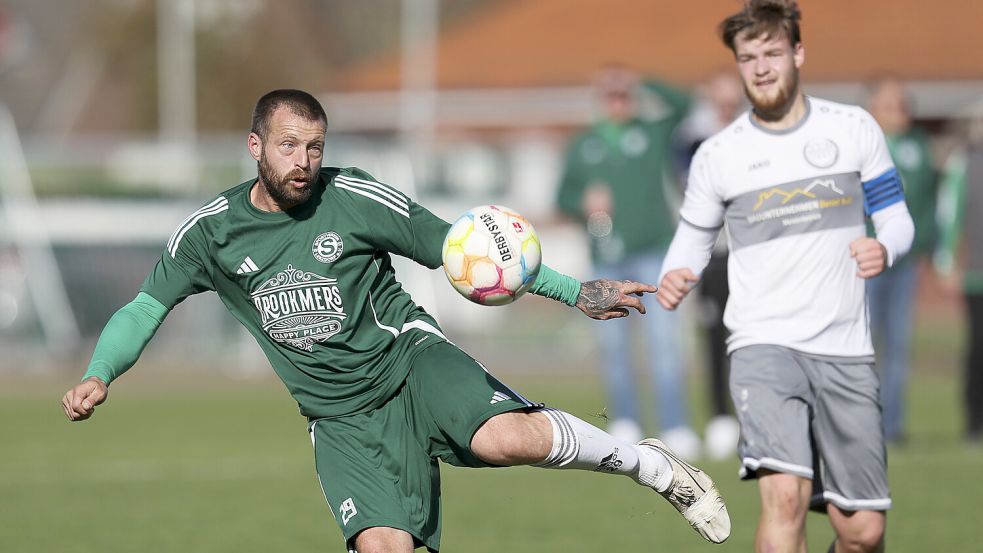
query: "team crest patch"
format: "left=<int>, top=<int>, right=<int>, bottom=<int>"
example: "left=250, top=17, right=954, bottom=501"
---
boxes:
left=312, top=231, right=343, bottom=263
left=250, top=265, right=347, bottom=351
left=803, top=137, right=839, bottom=169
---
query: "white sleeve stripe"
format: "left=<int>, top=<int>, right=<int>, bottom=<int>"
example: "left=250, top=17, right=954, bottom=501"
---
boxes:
left=168, top=203, right=229, bottom=258
left=166, top=197, right=228, bottom=252
left=335, top=176, right=410, bottom=208
left=166, top=197, right=228, bottom=251
left=335, top=175, right=409, bottom=207
left=335, top=182, right=410, bottom=217
left=167, top=200, right=228, bottom=254
left=337, top=175, right=410, bottom=202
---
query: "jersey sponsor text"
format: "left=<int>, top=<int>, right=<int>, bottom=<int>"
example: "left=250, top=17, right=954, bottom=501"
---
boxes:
left=250, top=265, right=347, bottom=351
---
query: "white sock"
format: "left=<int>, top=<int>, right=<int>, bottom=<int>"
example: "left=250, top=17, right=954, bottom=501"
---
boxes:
left=534, top=408, right=671, bottom=489
left=637, top=444, right=674, bottom=493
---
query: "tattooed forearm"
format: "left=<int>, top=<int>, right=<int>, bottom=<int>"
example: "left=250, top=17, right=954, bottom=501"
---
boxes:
left=577, top=280, right=622, bottom=315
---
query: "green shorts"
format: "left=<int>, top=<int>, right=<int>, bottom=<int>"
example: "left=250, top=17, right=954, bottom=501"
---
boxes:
left=307, top=340, right=539, bottom=552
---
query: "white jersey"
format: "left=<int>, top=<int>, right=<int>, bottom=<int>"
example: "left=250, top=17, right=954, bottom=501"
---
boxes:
left=679, top=97, right=904, bottom=357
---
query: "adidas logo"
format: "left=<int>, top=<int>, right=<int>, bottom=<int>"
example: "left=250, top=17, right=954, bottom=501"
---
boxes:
left=596, top=449, right=624, bottom=472
left=489, top=391, right=511, bottom=405
left=236, top=256, right=260, bottom=274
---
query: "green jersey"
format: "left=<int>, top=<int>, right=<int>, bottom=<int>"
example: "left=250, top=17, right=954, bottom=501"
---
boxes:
left=936, top=146, right=983, bottom=293
left=865, top=127, right=938, bottom=261
left=556, top=80, right=691, bottom=264
left=143, top=167, right=463, bottom=418
left=887, top=127, right=938, bottom=258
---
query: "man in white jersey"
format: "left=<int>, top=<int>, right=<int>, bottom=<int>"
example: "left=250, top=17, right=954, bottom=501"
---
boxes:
left=656, top=2, right=914, bottom=552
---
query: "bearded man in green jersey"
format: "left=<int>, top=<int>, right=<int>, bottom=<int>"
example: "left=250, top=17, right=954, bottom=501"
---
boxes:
left=61, top=89, right=730, bottom=552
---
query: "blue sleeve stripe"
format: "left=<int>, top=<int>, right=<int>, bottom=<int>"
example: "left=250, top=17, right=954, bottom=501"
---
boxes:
left=862, top=168, right=905, bottom=215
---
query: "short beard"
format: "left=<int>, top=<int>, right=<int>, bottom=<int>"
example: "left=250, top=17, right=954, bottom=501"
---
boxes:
left=746, top=69, right=799, bottom=122
left=257, top=152, right=316, bottom=209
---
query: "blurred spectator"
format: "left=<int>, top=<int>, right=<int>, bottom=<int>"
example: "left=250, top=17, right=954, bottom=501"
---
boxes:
left=677, top=70, right=744, bottom=460
left=935, top=121, right=983, bottom=445
left=556, top=64, right=699, bottom=457
left=866, top=78, right=940, bottom=445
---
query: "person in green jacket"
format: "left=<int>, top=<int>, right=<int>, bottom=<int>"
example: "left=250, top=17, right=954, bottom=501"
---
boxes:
left=935, top=128, right=983, bottom=445
left=556, top=64, right=698, bottom=457
left=866, top=78, right=941, bottom=445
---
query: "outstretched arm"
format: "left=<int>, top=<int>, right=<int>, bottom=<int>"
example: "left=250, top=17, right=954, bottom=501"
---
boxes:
left=529, top=264, right=657, bottom=320
left=61, top=292, right=170, bottom=421
left=384, top=189, right=660, bottom=319
left=575, top=279, right=658, bottom=320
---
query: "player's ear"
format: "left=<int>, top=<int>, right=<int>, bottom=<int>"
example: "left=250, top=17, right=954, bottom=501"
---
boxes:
left=247, top=132, right=263, bottom=161
left=793, top=42, right=805, bottom=69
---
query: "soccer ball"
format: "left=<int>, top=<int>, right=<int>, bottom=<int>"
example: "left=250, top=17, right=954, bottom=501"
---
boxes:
left=441, top=205, right=542, bottom=306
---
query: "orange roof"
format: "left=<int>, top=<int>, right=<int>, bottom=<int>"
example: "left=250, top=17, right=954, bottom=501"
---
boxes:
left=337, top=0, right=983, bottom=90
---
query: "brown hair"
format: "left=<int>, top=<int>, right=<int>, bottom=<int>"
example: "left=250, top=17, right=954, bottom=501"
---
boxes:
left=250, top=89, right=327, bottom=140
left=719, top=0, right=802, bottom=54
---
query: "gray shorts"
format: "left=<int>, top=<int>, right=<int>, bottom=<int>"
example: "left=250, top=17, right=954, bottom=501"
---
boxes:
left=730, top=345, right=891, bottom=512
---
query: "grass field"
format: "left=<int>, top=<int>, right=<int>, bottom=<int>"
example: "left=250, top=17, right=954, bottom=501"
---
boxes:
left=2, top=361, right=980, bottom=552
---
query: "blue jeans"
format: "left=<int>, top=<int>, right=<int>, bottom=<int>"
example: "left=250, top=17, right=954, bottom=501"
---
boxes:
left=593, top=249, right=690, bottom=431
left=867, top=259, right=919, bottom=442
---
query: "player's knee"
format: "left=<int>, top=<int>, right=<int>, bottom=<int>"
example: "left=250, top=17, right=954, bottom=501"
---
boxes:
left=766, top=495, right=808, bottom=525
left=836, top=519, right=885, bottom=553
left=472, top=411, right=551, bottom=465
left=759, top=475, right=810, bottom=524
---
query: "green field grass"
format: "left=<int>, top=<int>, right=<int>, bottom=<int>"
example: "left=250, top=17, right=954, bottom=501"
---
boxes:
left=2, top=365, right=980, bottom=553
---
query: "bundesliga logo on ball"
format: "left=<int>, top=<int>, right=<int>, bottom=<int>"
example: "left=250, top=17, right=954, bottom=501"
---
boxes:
left=441, top=205, right=542, bottom=306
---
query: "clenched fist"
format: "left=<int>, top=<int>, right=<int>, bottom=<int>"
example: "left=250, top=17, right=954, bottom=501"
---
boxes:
left=849, top=237, right=888, bottom=279
left=657, top=268, right=700, bottom=311
left=61, top=377, right=108, bottom=421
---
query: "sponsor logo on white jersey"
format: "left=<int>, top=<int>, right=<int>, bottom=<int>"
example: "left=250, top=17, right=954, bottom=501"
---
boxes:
left=312, top=231, right=344, bottom=263
left=751, top=177, right=846, bottom=213
left=250, top=265, right=346, bottom=351
left=803, top=137, right=839, bottom=168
